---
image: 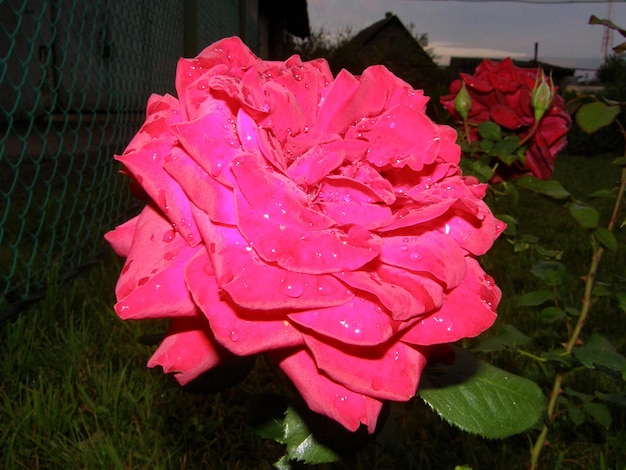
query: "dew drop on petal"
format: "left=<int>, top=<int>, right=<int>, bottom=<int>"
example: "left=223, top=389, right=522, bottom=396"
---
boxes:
left=211, top=160, right=225, bottom=177
left=158, top=190, right=168, bottom=211
left=371, top=377, right=384, bottom=391
left=162, top=230, right=176, bottom=243
left=230, top=331, right=239, bottom=342
left=409, top=251, right=422, bottom=261
left=333, top=394, right=349, bottom=409
left=281, top=280, right=304, bottom=298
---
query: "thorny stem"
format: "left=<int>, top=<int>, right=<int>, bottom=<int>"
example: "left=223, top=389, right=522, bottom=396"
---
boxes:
left=463, top=118, right=472, bottom=146
left=530, top=126, right=626, bottom=470
left=518, top=119, right=541, bottom=148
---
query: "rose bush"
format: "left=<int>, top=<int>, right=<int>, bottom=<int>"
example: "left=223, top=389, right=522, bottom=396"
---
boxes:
left=440, top=58, right=571, bottom=180
left=105, top=37, right=503, bottom=432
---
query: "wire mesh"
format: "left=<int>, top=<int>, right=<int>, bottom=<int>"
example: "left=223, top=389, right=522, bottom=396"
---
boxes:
left=0, top=0, right=194, bottom=318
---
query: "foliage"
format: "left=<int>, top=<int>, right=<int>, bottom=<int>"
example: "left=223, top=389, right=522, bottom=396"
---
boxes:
left=284, top=27, right=354, bottom=62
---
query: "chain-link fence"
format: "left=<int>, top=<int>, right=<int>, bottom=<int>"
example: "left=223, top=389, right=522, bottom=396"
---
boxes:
left=0, top=0, right=250, bottom=320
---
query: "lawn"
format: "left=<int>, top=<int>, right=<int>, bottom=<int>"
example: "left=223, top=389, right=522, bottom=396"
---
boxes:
left=1, top=153, right=624, bottom=469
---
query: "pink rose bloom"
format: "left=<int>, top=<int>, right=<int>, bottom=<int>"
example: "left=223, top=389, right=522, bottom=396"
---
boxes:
left=440, top=58, right=571, bottom=180
left=105, top=37, right=503, bottom=433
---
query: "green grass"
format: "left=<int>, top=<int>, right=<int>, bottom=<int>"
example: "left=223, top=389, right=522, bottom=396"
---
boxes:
left=1, top=154, right=625, bottom=469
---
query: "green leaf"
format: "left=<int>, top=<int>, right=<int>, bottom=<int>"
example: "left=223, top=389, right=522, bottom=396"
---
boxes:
left=617, top=292, right=626, bottom=313
left=480, top=139, right=494, bottom=153
left=573, top=334, right=626, bottom=372
left=419, top=347, right=544, bottom=439
left=474, top=324, right=532, bottom=352
left=531, top=260, right=566, bottom=286
left=612, top=156, right=626, bottom=166
left=575, top=101, right=621, bottom=134
left=282, top=406, right=342, bottom=465
left=516, top=289, right=554, bottom=307
left=595, top=391, right=626, bottom=408
left=583, top=402, right=612, bottom=429
left=494, top=136, right=521, bottom=156
left=587, top=188, right=615, bottom=199
left=569, top=202, right=600, bottom=229
left=594, top=228, right=618, bottom=251
left=247, top=393, right=288, bottom=441
left=478, top=121, right=502, bottom=141
left=540, top=306, right=566, bottom=323
left=568, top=404, right=586, bottom=426
left=541, top=349, right=574, bottom=367
left=565, top=387, right=593, bottom=402
left=515, top=175, right=570, bottom=199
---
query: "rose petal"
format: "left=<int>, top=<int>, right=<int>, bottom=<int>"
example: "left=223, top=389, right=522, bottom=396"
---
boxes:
left=271, top=348, right=383, bottom=432
left=116, top=94, right=201, bottom=246
left=147, top=316, right=230, bottom=385
left=491, top=103, right=525, bottom=130
left=112, top=204, right=200, bottom=319
left=192, top=205, right=355, bottom=310
left=288, top=294, right=401, bottom=346
left=233, top=153, right=381, bottom=274
left=376, top=263, right=444, bottom=318
left=379, top=231, right=466, bottom=289
left=425, top=200, right=503, bottom=255
left=400, top=258, right=499, bottom=345
left=176, top=38, right=259, bottom=112
left=184, top=251, right=305, bottom=354
left=304, top=335, right=428, bottom=401
left=333, top=270, right=424, bottom=322
left=172, top=102, right=241, bottom=186
left=348, top=105, right=442, bottom=171
left=163, top=146, right=236, bottom=225
left=287, top=140, right=365, bottom=186
left=105, top=215, right=138, bottom=257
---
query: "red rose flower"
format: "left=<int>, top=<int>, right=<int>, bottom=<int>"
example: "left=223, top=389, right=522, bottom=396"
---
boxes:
left=105, top=37, right=504, bottom=432
left=440, top=58, right=571, bottom=180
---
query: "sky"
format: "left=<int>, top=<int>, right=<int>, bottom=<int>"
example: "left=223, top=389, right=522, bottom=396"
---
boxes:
left=307, top=0, right=626, bottom=75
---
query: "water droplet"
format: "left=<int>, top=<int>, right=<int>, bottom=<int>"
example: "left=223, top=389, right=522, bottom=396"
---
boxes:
left=292, top=68, right=303, bottom=81
left=211, top=160, right=225, bottom=177
left=186, top=233, right=194, bottom=242
left=409, top=251, right=422, bottom=261
left=121, top=260, right=133, bottom=274
left=230, top=331, right=239, bottom=342
left=138, top=277, right=150, bottom=286
left=333, top=394, right=348, bottom=409
left=399, top=245, right=408, bottom=252
left=281, top=279, right=304, bottom=298
left=224, top=137, right=239, bottom=148
left=162, top=230, right=175, bottom=243
left=371, top=377, right=384, bottom=391
left=158, top=190, right=168, bottom=211
left=164, top=251, right=177, bottom=261
left=343, top=192, right=352, bottom=202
